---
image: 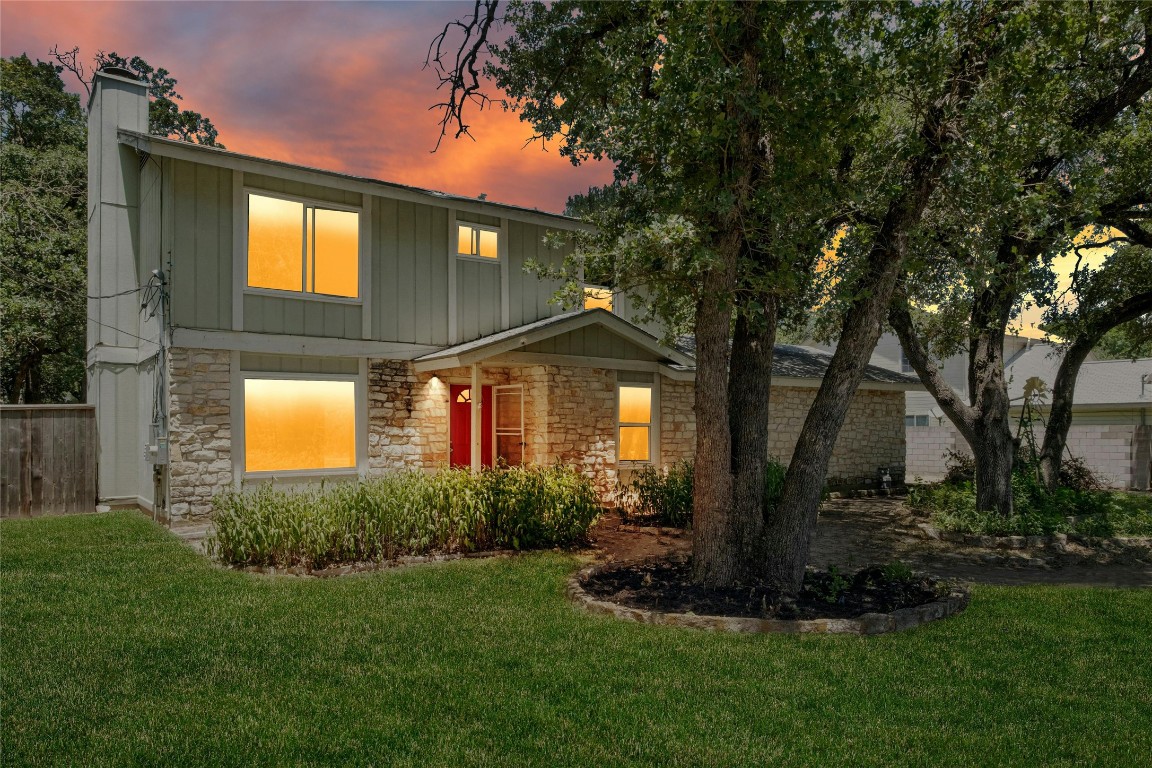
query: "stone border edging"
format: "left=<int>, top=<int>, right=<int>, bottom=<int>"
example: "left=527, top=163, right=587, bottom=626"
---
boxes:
left=567, top=564, right=970, bottom=635
left=917, top=524, right=1152, bottom=552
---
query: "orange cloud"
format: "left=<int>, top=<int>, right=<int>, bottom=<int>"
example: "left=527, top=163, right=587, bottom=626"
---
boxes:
left=0, top=1, right=613, bottom=213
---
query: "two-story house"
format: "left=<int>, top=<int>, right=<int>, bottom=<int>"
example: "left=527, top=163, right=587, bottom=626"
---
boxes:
left=87, top=69, right=918, bottom=520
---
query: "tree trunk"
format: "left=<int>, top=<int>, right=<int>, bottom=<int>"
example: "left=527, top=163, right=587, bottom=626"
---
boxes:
left=727, top=298, right=778, bottom=577
left=973, top=409, right=1015, bottom=515
left=690, top=260, right=738, bottom=586
left=1037, top=339, right=1094, bottom=490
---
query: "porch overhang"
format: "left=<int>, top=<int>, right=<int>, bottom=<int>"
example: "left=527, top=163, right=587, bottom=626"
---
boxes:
left=412, top=309, right=695, bottom=379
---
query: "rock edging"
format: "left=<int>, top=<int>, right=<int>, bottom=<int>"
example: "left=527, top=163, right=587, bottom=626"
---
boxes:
left=917, top=524, right=1152, bottom=553
left=567, top=564, right=970, bottom=635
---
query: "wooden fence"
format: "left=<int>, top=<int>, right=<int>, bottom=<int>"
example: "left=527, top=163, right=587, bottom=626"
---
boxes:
left=1, top=405, right=97, bottom=518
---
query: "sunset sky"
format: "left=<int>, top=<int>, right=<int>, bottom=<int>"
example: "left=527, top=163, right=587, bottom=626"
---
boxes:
left=0, top=0, right=613, bottom=214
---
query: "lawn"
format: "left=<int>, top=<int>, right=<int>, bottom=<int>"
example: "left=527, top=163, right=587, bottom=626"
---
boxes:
left=2, top=513, right=1150, bottom=767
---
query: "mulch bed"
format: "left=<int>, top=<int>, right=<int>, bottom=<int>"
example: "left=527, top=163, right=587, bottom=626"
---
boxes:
left=581, top=559, right=952, bottom=621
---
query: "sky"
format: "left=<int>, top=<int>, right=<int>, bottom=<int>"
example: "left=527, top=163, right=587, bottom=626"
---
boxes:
left=0, top=0, right=613, bottom=214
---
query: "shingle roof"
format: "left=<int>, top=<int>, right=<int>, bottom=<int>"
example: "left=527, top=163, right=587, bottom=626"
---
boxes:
left=673, top=338, right=922, bottom=387
left=1005, top=344, right=1152, bottom=407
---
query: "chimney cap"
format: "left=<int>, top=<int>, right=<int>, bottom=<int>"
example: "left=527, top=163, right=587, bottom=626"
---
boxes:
left=98, top=65, right=138, bottom=80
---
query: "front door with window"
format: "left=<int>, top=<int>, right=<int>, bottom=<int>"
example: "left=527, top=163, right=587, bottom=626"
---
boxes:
left=450, top=385, right=493, bottom=468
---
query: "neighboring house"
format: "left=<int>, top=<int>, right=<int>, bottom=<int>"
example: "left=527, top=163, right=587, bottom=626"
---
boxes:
left=87, top=70, right=919, bottom=521
left=827, top=329, right=1152, bottom=489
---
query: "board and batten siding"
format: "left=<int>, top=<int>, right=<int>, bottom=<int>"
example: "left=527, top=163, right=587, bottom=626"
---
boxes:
left=523, top=325, right=663, bottom=361
left=238, top=353, right=359, bottom=375
left=507, top=219, right=569, bottom=329
left=168, top=158, right=233, bottom=330
left=165, top=156, right=582, bottom=345
left=373, top=197, right=450, bottom=346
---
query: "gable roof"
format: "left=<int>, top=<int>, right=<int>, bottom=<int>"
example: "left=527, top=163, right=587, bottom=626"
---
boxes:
left=674, top=338, right=923, bottom=390
left=1006, top=344, right=1152, bottom=408
left=413, top=309, right=694, bottom=373
left=117, top=129, right=589, bottom=230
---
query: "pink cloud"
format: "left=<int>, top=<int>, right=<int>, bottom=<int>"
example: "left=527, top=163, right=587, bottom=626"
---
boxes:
left=0, top=1, right=613, bottom=212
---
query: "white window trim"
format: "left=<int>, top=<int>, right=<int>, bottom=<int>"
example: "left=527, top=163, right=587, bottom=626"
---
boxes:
left=241, top=187, right=366, bottom=304
left=233, top=364, right=368, bottom=483
left=493, top=384, right=524, bottom=466
left=454, top=219, right=503, bottom=263
left=616, top=380, right=658, bottom=465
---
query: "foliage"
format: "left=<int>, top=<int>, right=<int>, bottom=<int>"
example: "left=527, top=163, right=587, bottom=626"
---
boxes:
left=7, top=512, right=1152, bottom=766
left=0, top=55, right=87, bottom=403
left=0, top=51, right=222, bottom=402
left=942, top=450, right=977, bottom=486
left=615, top=458, right=786, bottom=528
left=208, top=466, right=600, bottom=568
left=910, top=478, right=1152, bottom=537
left=1093, top=323, right=1152, bottom=361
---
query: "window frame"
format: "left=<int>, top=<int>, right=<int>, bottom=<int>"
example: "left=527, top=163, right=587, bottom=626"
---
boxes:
left=582, top=284, right=614, bottom=312
left=616, top=381, right=657, bottom=465
left=455, top=220, right=502, bottom=263
left=235, top=368, right=366, bottom=481
left=492, top=384, right=525, bottom=467
left=242, top=188, right=365, bottom=305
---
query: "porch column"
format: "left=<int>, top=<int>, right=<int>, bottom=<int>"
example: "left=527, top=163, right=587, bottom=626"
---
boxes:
left=470, top=363, right=482, bottom=472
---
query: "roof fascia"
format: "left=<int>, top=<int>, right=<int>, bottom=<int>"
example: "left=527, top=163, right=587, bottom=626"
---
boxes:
left=118, top=130, right=593, bottom=233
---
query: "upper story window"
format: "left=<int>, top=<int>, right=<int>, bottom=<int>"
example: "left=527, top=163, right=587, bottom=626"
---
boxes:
left=583, top=286, right=613, bottom=312
left=247, top=192, right=359, bottom=299
left=457, top=222, right=499, bottom=260
left=900, top=350, right=914, bottom=374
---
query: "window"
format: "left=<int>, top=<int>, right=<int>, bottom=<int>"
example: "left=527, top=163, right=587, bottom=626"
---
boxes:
left=457, top=222, right=499, bottom=259
left=583, top=286, right=613, bottom=312
left=618, top=384, right=653, bottom=462
left=900, top=351, right=914, bottom=374
left=243, top=377, right=357, bottom=472
left=247, top=192, right=359, bottom=298
left=905, top=414, right=930, bottom=428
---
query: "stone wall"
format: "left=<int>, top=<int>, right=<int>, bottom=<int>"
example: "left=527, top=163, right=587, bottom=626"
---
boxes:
left=167, top=347, right=232, bottom=520
left=660, top=377, right=695, bottom=466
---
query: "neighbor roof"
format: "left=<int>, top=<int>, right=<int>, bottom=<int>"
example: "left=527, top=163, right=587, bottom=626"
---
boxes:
left=673, top=338, right=923, bottom=390
left=1006, top=344, right=1152, bottom=408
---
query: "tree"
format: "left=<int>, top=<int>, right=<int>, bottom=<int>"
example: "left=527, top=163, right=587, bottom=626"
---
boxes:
left=1037, top=240, right=1152, bottom=489
left=429, top=1, right=1028, bottom=592
left=888, top=2, right=1151, bottom=512
left=0, top=54, right=87, bottom=403
left=51, top=47, right=224, bottom=147
left=1, top=52, right=222, bottom=403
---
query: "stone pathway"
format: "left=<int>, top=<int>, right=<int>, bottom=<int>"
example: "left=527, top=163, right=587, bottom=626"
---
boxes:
left=588, top=498, right=1152, bottom=588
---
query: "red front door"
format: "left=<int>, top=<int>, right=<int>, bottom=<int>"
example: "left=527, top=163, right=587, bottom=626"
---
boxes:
left=449, top=384, right=492, bottom=468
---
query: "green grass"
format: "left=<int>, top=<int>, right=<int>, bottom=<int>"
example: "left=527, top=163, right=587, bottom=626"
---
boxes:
left=3, top=512, right=1151, bottom=767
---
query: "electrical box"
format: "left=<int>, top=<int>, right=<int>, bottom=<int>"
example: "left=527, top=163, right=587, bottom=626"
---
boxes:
left=145, top=421, right=170, bottom=466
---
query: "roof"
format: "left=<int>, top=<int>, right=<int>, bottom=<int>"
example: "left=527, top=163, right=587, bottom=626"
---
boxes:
left=1005, top=344, right=1152, bottom=408
left=674, top=338, right=923, bottom=390
left=413, top=309, right=695, bottom=373
left=117, top=129, right=589, bottom=228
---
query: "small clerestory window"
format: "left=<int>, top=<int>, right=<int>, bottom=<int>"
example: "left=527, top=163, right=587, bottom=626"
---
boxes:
left=247, top=192, right=359, bottom=299
left=457, top=222, right=499, bottom=259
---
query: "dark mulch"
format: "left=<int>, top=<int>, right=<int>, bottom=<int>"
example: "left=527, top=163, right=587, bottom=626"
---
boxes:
left=581, top=559, right=951, bottom=620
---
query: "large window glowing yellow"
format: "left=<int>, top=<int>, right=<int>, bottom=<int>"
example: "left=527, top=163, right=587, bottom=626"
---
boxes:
left=247, top=193, right=359, bottom=298
left=244, top=378, right=356, bottom=472
left=583, top=286, right=613, bottom=312
left=618, top=385, right=652, bottom=462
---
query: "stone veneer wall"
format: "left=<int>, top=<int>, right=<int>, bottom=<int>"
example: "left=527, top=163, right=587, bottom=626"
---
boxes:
left=167, top=347, right=232, bottom=519
left=654, top=381, right=907, bottom=487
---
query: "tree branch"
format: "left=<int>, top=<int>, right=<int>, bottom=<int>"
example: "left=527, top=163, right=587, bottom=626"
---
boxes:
left=425, top=0, right=501, bottom=151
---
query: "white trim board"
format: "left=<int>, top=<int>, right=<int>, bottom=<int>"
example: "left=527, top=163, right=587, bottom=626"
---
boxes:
left=172, top=328, right=440, bottom=360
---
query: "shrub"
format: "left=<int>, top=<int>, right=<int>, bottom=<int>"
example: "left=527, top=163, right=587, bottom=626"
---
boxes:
left=208, top=465, right=600, bottom=568
left=909, top=476, right=1152, bottom=537
left=616, top=458, right=787, bottom=528
left=1057, top=456, right=1104, bottom=492
left=942, top=450, right=975, bottom=485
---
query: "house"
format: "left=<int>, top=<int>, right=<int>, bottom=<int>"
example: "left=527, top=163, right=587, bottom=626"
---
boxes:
left=86, top=69, right=919, bottom=520
left=835, top=330, right=1152, bottom=489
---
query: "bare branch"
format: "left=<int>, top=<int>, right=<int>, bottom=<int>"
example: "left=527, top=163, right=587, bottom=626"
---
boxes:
left=424, top=0, right=501, bottom=152
left=48, top=45, right=91, bottom=99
